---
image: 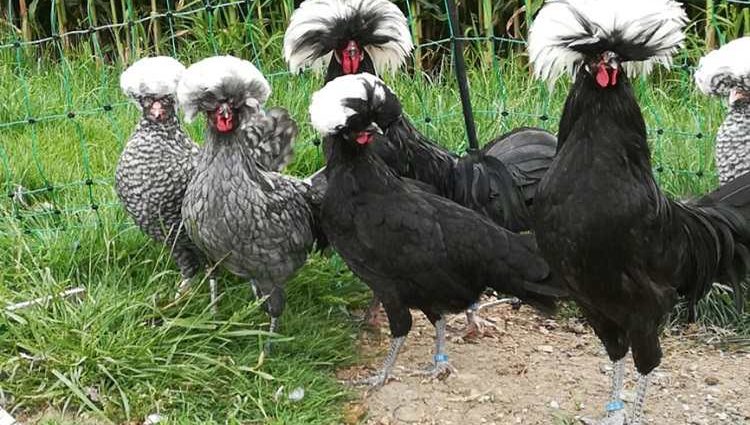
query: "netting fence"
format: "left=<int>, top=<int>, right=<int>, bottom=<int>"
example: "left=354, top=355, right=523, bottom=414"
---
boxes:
left=0, top=0, right=749, bottom=237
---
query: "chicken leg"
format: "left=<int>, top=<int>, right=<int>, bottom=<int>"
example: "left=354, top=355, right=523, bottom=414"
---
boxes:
left=580, top=357, right=628, bottom=425
left=352, top=336, right=406, bottom=387
left=209, top=277, right=219, bottom=316
left=608, top=358, right=626, bottom=416
left=462, top=302, right=498, bottom=338
left=409, top=316, right=455, bottom=380
left=630, top=372, right=651, bottom=425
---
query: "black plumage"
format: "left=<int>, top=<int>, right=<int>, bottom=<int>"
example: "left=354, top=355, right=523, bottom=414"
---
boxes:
left=285, top=0, right=558, bottom=332
left=370, top=86, right=552, bottom=232
left=528, top=1, right=750, bottom=423
left=310, top=75, right=565, bottom=386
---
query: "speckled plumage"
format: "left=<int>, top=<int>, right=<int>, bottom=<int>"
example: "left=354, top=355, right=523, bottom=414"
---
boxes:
left=182, top=112, right=313, bottom=317
left=242, top=107, right=297, bottom=171
left=716, top=100, right=750, bottom=184
left=115, top=114, right=204, bottom=279
left=177, top=56, right=314, bottom=324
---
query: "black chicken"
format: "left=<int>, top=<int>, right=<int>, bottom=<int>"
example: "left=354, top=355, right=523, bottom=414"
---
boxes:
left=309, top=73, right=566, bottom=387
left=284, top=0, right=558, bottom=333
left=529, top=1, right=750, bottom=424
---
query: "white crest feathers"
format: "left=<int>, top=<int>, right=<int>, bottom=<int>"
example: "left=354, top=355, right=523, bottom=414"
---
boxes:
left=177, top=55, right=271, bottom=122
left=695, top=37, right=750, bottom=96
left=283, top=0, right=413, bottom=74
left=528, top=0, right=688, bottom=83
left=309, top=73, right=387, bottom=136
left=120, top=56, right=185, bottom=99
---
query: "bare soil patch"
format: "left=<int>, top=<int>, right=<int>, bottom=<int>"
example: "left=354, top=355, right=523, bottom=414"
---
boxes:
left=340, top=301, right=750, bottom=425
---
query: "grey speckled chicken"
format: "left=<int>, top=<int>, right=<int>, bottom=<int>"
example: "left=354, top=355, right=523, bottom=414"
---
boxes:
left=695, top=37, right=750, bottom=184
left=178, top=55, right=315, bottom=335
left=115, top=56, right=206, bottom=299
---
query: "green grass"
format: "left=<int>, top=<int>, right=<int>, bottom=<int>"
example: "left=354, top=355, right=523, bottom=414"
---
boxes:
left=1, top=40, right=749, bottom=423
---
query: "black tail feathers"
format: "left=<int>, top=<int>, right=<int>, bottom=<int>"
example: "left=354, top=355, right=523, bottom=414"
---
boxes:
left=452, top=153, right=531, bottom=232
left=481, top=127, right=558, bottom=203
left=684, top=179, right=750, bottom=319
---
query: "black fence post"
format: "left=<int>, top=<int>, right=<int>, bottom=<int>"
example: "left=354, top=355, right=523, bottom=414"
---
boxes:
left=445, top=0, right=479, bottom=151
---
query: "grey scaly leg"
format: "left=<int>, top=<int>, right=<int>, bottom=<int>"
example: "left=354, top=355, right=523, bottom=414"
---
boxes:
left=410, top=317, right=456, bottom=379
left=209, top=278, right=218, bottom=316
left=630, top=372, right=651, bottom=425
left=250, top=281, right=262, bottom=299
left=175, top=278, right=192, bottom=300
left=463, top=303, right=497, bottom=336
left=474, top=297, right=519, bottom=312
left=579, top=358, right=628, bottom=425
left=352, top=336, right=406, bottom=388
left=607, top=358, right=626, bottom=416
left=269, top=316, right=280, bottom=334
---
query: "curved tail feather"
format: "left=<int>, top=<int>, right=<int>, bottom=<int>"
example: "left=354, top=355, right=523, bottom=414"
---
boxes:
left=482, top=127, right=557, bottom=203
left=694, top=172, right=750, bottom=316
left=453, top=153, right=530, bottom=232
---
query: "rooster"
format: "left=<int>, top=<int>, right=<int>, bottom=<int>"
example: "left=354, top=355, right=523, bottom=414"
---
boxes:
left=695, top=36, right=750, bottom=184
left=284, top=0, right=558, bottom=334
left=116, top=57, right=212, bottom=306
left=309, top=73, right=566, bottom=387
left=178, top=55, right=316, bottom=340
left=529, top=1, right=750, bottom=424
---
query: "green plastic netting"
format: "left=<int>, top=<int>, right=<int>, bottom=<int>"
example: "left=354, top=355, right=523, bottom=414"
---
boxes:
left=0, top=0, right=747, bottom=237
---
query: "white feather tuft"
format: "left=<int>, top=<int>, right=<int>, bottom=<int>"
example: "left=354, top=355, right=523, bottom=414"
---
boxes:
left=177, top=55, right=271, bottom=123
left=283, top=0, right=413, bottom=75
left=309, top=73, right=386, bottom=136
left=695, top=37, right=750, bottom=96
left=528, top=0, right=687, bottom=83
left=120, top=56, right=185, bottom=100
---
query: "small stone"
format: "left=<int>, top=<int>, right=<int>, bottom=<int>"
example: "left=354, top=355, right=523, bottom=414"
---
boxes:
left=717, top=412, right=728, bottom=421
left=396, top=405, right=425, bottom=423
left=537, top=345, right=554, bottom=353
left=600, top=363, right=613, bottom=374
left=550, top=400, right=560, bottom=409
left=288, top=386, right=305, bottom=402
left=704, top=376, right=720, bottom=386
left=143, top=414, right=163, bottom=425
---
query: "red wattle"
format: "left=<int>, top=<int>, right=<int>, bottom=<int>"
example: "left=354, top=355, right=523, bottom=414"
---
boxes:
left=610, top=68, right=619, bottom=86
left=216, top=116, right=233, bottom=133
left=356, top=132, right=372, bottom=145
left=340, top=41, right=362, bottom=74
left=595, top=65, right=610, bottom=88
left=342, top=54, right=354, bottom=74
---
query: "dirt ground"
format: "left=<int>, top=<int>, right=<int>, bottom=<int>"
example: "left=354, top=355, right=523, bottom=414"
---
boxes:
left=339, top=301, right=750, bottom=425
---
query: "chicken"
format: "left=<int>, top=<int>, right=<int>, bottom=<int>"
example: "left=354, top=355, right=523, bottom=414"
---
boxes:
left=695, top=37, right=750, bottom=184
left=283, top=0, right=556, bottom=212
left=284, top=0, right=558, bottom=334
left=309, top=73, right=566, bottom=387
left=528, top=1, right=750, bottom=424
left=115, top=57, right=211, bottom=305
left=177, top=55, right=315, bottom=340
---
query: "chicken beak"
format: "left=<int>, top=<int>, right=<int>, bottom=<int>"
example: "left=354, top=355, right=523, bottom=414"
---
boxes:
left=729, top=89, right=747, bottom=106
left=354, top=124, right=382, bottom=145
left=214, top=103, right=234, bottom=133
left=338, top=40, right=363, bottom=74
left=148, top=100, right=165, bottom=121
left=595, top=51, right=620, bottom=88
